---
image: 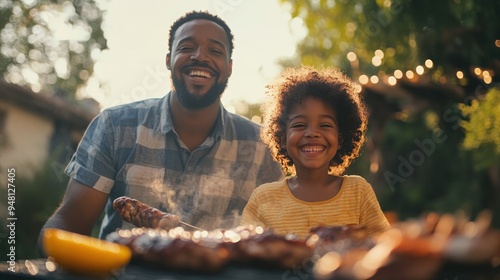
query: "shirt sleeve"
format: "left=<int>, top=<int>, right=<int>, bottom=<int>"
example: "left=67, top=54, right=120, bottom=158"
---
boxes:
left=240, top=189, right=265, bottom=227
left=64, top=109, right=116, bottom=193
left=359, top=179, right=390, bottom=236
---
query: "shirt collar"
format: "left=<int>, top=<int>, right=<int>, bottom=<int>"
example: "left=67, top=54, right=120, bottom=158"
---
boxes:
left=155, top=91, right=226, bottom=140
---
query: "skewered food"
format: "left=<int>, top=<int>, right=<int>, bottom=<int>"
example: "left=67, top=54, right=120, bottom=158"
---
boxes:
left=112, top=196, right=180, bottom=230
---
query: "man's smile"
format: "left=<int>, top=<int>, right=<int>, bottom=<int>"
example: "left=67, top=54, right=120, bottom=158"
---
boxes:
left=187, top=70, right=212, bottom=78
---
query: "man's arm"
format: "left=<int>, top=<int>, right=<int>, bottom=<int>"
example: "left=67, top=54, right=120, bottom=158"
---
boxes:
left=37, top=178, right=109, bottom=256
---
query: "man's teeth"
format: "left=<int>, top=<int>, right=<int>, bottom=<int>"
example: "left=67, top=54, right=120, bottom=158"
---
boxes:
left=189, top=70, right=212, bottom=78
left=301, top=146, right=324, bottom=152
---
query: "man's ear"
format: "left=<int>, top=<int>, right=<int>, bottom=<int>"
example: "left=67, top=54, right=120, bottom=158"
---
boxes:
left=166, top=53, right=171, bottom=70
left=228, top=58, right=233, bottom=77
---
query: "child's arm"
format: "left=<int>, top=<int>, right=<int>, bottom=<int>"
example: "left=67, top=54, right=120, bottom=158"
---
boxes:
left=240, top=191, right=265, bottom=227
left=359, top=183, right=391, bottom=236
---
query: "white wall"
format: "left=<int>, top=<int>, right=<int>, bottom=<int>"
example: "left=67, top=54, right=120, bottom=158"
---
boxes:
left=0, top=102, right=54, bottom=179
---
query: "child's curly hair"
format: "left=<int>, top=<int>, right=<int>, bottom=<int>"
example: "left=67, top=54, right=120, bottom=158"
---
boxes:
left=261, top=66, right=368, bottom=175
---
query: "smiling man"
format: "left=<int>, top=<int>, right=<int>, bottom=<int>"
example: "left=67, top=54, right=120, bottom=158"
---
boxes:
left=168, top=18, right=232, bottom=110
left=38, top=11, right=283, bottom=247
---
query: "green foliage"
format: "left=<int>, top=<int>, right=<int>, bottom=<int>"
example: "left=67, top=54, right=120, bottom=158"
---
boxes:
left=279, top=0, right=500, bottom=226
left=459, top=87, right=500, bottom=169
left=279, top=0, right=500, bottom=82
left=347, top=110, right=488, bottom=222
left=0, top=153, right=68, bottom=261
left=0, top=145, right=105, bottom=261
left=0, top=0, right=107, bottom=99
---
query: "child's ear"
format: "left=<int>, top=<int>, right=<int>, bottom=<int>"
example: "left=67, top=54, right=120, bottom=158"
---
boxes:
left=338, top=135, right=343, bottom=150
left=280, top=136, right=286, bottom=148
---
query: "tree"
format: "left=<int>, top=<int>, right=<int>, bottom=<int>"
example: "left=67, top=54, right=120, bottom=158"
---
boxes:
left=0, top=0, right=107, bottom=100
left=278, top=0, right=500, bottom=225
left=460, top=88, right=500, bottom=165
left=459, top=88, right=500, bottom=226
left=279, top=0, right=499, bottom=90
left=0, top=0, right=107, bottom=260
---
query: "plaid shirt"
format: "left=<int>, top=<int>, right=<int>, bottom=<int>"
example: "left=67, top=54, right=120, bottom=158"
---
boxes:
left=65, top=92, right=283, bottom=238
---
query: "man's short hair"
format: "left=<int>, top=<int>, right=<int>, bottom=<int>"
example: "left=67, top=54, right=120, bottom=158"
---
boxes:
left=168, top=11, right=234, bottom=57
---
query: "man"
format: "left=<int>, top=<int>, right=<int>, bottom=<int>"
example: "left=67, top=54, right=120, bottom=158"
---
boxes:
left=38, top=11, right=283, bottom=246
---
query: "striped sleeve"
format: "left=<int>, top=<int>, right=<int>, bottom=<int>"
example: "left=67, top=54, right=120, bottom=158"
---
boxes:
left=359, top=178, right=390, bottom=235
left=241, top=189, right=265, bottom=227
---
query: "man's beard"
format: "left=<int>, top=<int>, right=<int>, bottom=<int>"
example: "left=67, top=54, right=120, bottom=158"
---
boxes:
left=171, top=73, right=228, bottom=110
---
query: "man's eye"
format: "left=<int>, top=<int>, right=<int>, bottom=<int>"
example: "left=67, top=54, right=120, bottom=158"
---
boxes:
left=210, top=49, right=224, bottom=55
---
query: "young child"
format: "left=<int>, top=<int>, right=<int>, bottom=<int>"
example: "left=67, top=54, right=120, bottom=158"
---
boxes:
left=241, top=66, right=390, bottom=238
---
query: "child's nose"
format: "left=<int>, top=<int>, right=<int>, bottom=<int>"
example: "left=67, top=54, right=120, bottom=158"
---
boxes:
left=305, top=127, right=320, bottom=137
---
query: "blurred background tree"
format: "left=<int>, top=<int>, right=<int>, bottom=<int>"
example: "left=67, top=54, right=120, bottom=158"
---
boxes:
left=273, top=0, right=500, bottom=226
left=0, top=0, right=107, bottom=100
left=0, top=0, right=107, bottom=260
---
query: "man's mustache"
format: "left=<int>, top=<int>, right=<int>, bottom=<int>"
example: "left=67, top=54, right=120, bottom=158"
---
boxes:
left=181, top=62, right=219, bottom=78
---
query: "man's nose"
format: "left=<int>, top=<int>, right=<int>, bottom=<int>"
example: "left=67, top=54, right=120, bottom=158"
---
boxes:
left=190, top=47, right=209, bottom=63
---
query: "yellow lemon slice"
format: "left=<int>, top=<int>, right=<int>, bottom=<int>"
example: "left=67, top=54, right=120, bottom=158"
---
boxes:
left=43, top=228, right=132, bottom=276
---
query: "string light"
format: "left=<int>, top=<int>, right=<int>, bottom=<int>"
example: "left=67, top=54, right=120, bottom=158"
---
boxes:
left=405, top=70, right=414, bottom=79
left=424, top=59, right=433, bottom=68
left=372, top=56, right=382, bottom=67
left=416, top=65, right=424, bottom=75
left=351, top=56, right=496, bottom=90
left=495, top=39, right=500, bottom=48
left=375, top=49, right=384, bottom=59
left=388, top=76, right=397, bottom=86
left=394, top=70, right=403, bottom=79
left=359, top=75, right=369, bottom=85
left=347, top=52, right=357, bottom=62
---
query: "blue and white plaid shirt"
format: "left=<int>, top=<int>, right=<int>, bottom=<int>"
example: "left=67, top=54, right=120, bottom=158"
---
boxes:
left=65, top=92, right=283, bottom=238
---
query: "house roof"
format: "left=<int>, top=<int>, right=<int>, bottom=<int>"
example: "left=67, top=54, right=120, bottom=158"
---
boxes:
left=0, top=81, right=98, bottom=129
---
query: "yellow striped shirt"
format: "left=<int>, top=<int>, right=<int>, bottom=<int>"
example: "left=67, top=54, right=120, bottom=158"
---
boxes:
left=241, top=175, right=390, bottom=238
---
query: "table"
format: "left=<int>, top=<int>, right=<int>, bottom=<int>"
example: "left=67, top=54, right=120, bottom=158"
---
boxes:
left=1, top=259, right=295, bottom=280
left=1, top=259, right=499, bottom=280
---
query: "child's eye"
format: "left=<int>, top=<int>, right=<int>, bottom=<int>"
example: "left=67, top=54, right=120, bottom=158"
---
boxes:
left=290, top=123, right=306, bottom=128
left=321, top=123, right=335, bottom=128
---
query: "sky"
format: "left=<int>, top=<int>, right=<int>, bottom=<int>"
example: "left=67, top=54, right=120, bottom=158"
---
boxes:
left=90, top=0, right=306, bottom=111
